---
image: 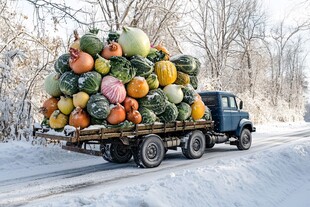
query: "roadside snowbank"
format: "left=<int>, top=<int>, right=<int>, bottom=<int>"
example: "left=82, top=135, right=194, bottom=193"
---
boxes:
left=0, top=122, right=309, bottom=207
left=25, top=139, right=310, bottom=207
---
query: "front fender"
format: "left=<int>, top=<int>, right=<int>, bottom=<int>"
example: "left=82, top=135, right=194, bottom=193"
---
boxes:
left=236, top=119, right=255, bottom=137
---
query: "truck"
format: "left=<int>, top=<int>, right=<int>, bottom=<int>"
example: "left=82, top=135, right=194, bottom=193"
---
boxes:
left=33, top=91, right=255, bottom=168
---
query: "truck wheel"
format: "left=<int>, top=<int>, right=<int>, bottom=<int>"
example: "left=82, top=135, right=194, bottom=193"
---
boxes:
left=102, top=143, right=132, bottom=163
left=133, top=134, right=165, bottom=168
left=182, top=130, right=206, bottom=159
left=237, top=129, right=252, bottom=150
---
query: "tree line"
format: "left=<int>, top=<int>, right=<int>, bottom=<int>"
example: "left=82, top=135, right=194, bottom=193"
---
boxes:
left=0, top=0, right=309, bottom=141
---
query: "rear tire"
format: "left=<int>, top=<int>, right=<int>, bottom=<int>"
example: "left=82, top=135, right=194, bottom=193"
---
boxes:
left=182, top=130, right=206, bottom=159
left=102, top=142, right=132, bottom=163
left=237, top=129, right=252, bottom=150
left=133, top=134, right=165, bottom=168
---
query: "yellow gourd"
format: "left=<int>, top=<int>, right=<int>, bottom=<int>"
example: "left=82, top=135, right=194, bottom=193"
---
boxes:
left=57, top=96, right=74, bottom=115
left=174, top=71, right=190, bottom=85
left=154, top=61, right=177, bottom=86
left=49, top=110, right=68, bottom=129
left=73, top=91, right=90, bottom=108
left=191, top=99, right=205, bottom=120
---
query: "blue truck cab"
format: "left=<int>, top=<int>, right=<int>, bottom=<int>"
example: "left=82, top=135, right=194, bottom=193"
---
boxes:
left=199, top=91, right=255, bottom=150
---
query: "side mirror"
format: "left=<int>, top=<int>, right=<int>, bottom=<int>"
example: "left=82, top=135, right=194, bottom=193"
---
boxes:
left=239, top=101, right=243, bottom=110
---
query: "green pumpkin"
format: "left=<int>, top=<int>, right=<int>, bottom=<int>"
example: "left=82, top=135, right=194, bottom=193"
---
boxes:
left=44, top=72, right=62, bottom=97
left=190, top=76, right=198, bottom=90
left=146, top=73, right=159, bottom=90
left=176, top=102, right=192, bottom=121
left=54, top=53, right=70, bottom=74
left=130, top=55, right=154, bottom=78
left=80, top=33, right=104, bottom=57
left=203, top=106, right=212, bottom=120
left=90, top=117, right=106, bottom=125
left=59, top=71, right=79, bottom=96
left=139, top=107, right=157, bottom=124
left=86, top=94, right=110, bottom=119
left=109, top=56, right=136, bottom=83
left=182, top=84, right=198, bottom=105
left=158, top=101, right=179, bottom=123
left=170, top=54, right=201, bottom=75
left=138, top=88, right=168, bottom=115
left=78, top=71, right=102, bottom=95
left=107, top=31, right=120, bottom=43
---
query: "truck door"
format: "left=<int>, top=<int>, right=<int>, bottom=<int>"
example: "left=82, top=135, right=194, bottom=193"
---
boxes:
left=221, top=95, right=240, bottom=132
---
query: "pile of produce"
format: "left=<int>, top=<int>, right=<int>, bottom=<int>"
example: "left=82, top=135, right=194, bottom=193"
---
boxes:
left=41, top=27, right=208, bottom=130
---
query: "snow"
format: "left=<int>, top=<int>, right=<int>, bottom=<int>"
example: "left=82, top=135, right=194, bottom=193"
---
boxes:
left=0, top=122, right=310, bottom=207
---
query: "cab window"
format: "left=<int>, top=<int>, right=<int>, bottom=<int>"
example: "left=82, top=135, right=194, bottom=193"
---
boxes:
left=229, top=96, right=237, bottom=109
left=222, top=96, right=229, bottom=108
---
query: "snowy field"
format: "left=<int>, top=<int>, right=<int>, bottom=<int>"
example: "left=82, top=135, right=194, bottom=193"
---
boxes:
left=0, top=122, right=310, bottom=207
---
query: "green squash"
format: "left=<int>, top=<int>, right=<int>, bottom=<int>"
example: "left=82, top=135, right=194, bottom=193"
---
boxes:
left=139, top=107, right=157, bottom=124
left=54, top=53, right=70, bottom=74
left=44, top=72, right=62, bottom=97
left=80, top=33, right=104, bottom=57
left=138, top=88, right=168, bottom=115
left=130, top=55, right=154, bottom=78
left=146, top=73, right=159, bottom=90
left=203, top=106, right=212, bottom=121
left=95, top=54, right=110, bottom=75
left=170, top=54, right=201, bottom=75
left=147, top=48, right=166, bottom=63
left=107, top=31, right=120, bottom=43
left=190, top=76, right=198, bottom=90
left=78, top=71, right=102, bottom=95
left=59, top=71, right=79, bottom=96
left=176, top=102, right=192, bottom=121
left=182, top=84, right=198, bottom=105
left=158, top=101, right=179, bottom=123
left=174, top=71, right=190, bottom=86
left=90, top=117, right=106, bottom=125
left=109, top=56, right=136, bottom=83
left=86, top=94, right=110, bottom=119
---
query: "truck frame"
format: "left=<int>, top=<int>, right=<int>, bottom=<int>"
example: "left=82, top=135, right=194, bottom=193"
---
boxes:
left=33, top=91, right=255, bottom=168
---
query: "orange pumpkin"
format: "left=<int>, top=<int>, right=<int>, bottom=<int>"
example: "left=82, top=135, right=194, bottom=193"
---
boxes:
left=127, top=77, right=149, bottom=98
left=191, top=99, right=205, bottom=120
left=154, top=61, right=177, bottom=86
left=40, top=97, right=58, bottom=118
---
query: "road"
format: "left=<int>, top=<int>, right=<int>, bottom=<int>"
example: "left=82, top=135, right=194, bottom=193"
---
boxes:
left=0, top=126, right=309, bottom=207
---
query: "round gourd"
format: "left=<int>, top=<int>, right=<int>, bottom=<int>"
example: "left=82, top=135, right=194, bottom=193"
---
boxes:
left=49, top=110, right=68, bottom=129
left=41, top=97, right=58, bottom=118
left=158, top=101, right=178, bottom=123
left=163, top=84, right=184, bottom=104
left=95, top=54, right=110, bottom=75
left=146, top=73, right=159, bottom=90
left=73, top=91, right=90, bottom=108
left=138, top=88, right=168, bottom=115
left=176, top=102, right=192, bottom=121
left=54, top=53, right=70, bottom=74
left=78, top=71, right=102, bottom=95
left=139, top=107, right=157, bottom=124
left=44, top=72, right=62, bottom=97
left=86, top=94, right=110, bottom=119
left=118, top=26, right=150, bottom=57
left=191, top=99, right=206, bottom=120
left=174, top=71, right=190, bottom=86
left=59, top=71, right=79, bottom=96
left=109, top=56, right=136, bottom=84
left=69, top=107, right=90, bottom=129
left=127, top=76, right=149, bottom=98
left=57, top=96, right=74, bottom=115
left=154, top=61, right=177, bottom=86
left=79, top=32, right=104, bottom=57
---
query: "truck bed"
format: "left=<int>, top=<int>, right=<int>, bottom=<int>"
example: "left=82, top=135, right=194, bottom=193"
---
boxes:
left=33, top=120, right=213, bottom=143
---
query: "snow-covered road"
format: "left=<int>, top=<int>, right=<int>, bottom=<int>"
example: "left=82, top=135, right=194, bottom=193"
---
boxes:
left=0, top=122, right=309, bottom=207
